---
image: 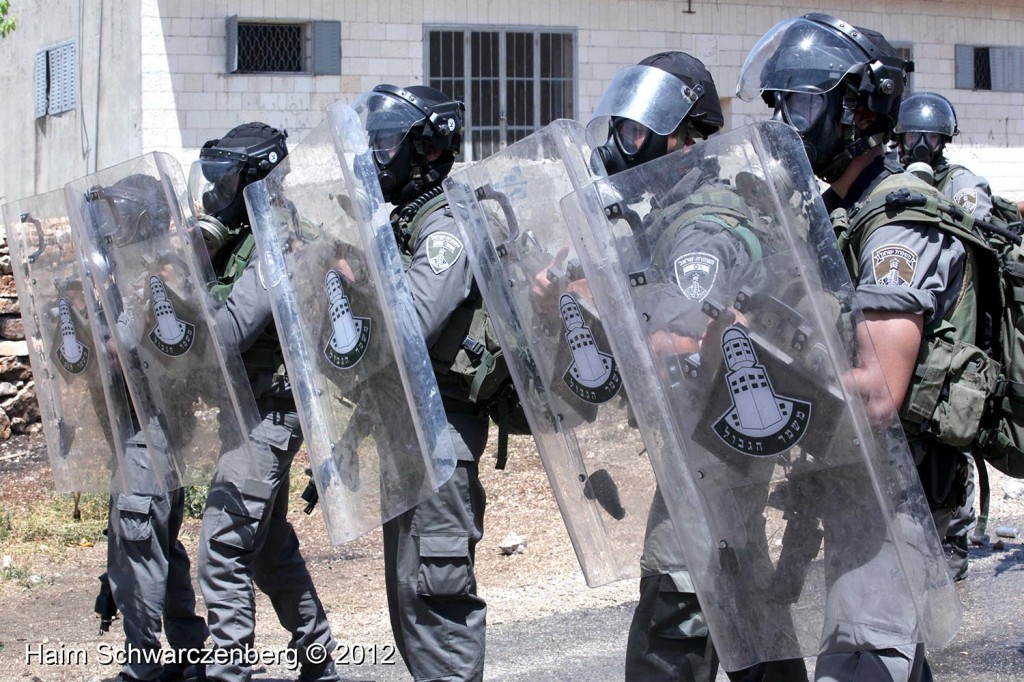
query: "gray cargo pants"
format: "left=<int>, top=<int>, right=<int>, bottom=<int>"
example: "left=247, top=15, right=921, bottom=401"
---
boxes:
left=628, top=488, right=809, bottom=682
left=626, top=489, right=718, bottom=682
left=198, top=407, right=337, bottom=682
left=107, top=434, right=208, bottom=681
left=108, top=439, right=209, bottom=682
left=814, top=447, right=952, bottom=682
left=942, top=454, right=975, bottom=581
left=382, top=409, right=489, bottom=682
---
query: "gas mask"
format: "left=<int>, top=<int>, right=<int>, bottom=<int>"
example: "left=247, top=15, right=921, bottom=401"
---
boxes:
left=593, top=118, right=679, bottom=175
left=771, top=88, right=851, bottom=181
left=899, top=132, right=944, bottom=167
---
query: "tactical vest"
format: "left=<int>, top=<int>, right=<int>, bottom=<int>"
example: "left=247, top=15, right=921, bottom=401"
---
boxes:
left=833, top=171, right=1000, bottom=446
left=210, top=231, right=287, bottom=380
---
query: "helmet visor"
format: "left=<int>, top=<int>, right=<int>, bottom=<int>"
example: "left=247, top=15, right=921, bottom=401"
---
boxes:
left=737, top=17, right=870, bottom=101
left=586, top=65, right=700, bottom=147
left=354, top=90, right=428, bottom=166
left=188, top=154, right=245, bottom=216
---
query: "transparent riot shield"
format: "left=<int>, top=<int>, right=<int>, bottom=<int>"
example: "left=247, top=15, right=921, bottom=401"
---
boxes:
left=561, top=121, right=960, bottom=668
left=443, top=119, right=665, bottom=587
left=242, top=103, right=456, bottom=545
left=2, top=190, right=136, bottom=493
left=65, top=153, right=262, bottom=491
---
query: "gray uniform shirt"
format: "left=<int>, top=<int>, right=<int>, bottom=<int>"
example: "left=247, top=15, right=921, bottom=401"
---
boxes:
left=215, top=254, right=296, bottom=450
left=855, top=222, right=966, bottom=322
left=649, top=215, right=756, bottom=336
left=403, top=204, right=475, bottom=354
left=827, top=159, right=967, bottom=322
left=938, top=162, right=994, bottom=221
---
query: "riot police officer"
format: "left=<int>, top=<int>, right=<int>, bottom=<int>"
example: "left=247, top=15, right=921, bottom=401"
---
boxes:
left=586, top=51, right=809, bottom=682
left=354, top=84, right=489, bottom=682
left=189, top=123, right=340, bottom=682
left=98, top=174, right=210, bottom=682
left=897, top=91, right=991, bottom=582
left=897, top=92, right=995, bottom=221
left=738, top=13, right=972, bottom=681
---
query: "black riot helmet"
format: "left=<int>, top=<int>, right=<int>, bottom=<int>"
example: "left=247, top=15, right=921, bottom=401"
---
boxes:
left=188, top=122, right=288, bottom=237
left=354, top=84, right=465, bottom=205
left=895, top=92, right=959, bottom=166
left=588, top=51, right=724, bottom=175
left=737, top=13, right=911, bottom=182
left=88, top=173, right=172, bottom=245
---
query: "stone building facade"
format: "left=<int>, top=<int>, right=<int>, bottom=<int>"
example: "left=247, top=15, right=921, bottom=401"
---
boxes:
left=0, top=0, right=1023, bottom=439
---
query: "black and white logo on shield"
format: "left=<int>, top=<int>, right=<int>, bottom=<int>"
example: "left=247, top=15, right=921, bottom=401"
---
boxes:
left=148, top=276, right=195, bottom=357
left=323, top=270, right=370, bottom=369
left=712, top=326, right=810, bottom=456
left=559, top=294, right=621, bottom=404
left=674, top=252, right=718, bottom=302
left=54, top=298, right=90, bottom=375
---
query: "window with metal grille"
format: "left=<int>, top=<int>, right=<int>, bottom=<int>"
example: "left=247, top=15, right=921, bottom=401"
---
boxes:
left=956, top=44, right=1024, bottom=92
left=34, top=40, right=76, bottom=118
left=426, top=27, right=576, bottom=161
left=226, top=17, right=340, bottom=75
left=240, top=23, right=302, bottom=72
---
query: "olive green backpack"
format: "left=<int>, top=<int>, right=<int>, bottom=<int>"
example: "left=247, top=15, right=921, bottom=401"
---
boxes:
left=836, top=172, right=1024, bottom=479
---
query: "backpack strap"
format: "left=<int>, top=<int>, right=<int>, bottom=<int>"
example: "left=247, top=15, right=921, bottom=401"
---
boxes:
left=209, top=232, right=256, bottom=303
left=931, top=162, right=964, bottom=191
left=839, top=174, right=990, bottom=288
left=466, top=321, right=498, bottom=403
left=975, top=454, right=991, bottom=540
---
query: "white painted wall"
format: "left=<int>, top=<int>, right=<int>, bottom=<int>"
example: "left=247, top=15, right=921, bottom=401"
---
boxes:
left=3, top=0, right=1023, bottom=205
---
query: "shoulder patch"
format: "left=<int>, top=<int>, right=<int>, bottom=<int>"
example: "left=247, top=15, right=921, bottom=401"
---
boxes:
left=674, top=252, right=719, bottom=302
left=871, top=243, right=918, bottom=287
left=953, top=187, right=979, bottom=215
left=425, top=231, right=464, bottom=274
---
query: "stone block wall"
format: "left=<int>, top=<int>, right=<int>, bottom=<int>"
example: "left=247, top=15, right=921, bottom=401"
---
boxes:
left=0, top=235, right=41, bottom=441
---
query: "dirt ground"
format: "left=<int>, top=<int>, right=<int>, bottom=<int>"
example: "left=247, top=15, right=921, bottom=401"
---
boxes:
left=2, top=427, right=1024, bottom=681
left=0, top=428, right=636, bottom=681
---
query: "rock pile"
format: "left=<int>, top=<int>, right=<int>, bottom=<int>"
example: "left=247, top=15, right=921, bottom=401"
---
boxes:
left=0, top=234, right=40, bottom=440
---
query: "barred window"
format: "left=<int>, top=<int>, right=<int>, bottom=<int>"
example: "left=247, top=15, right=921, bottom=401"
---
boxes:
left=238, top=23, right=302, bottom=72
left=226, top=17, right=340, bottom=75
left=427, top=26, right=576, bottom=161
left=956, top=44, right=1024, bottom=92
